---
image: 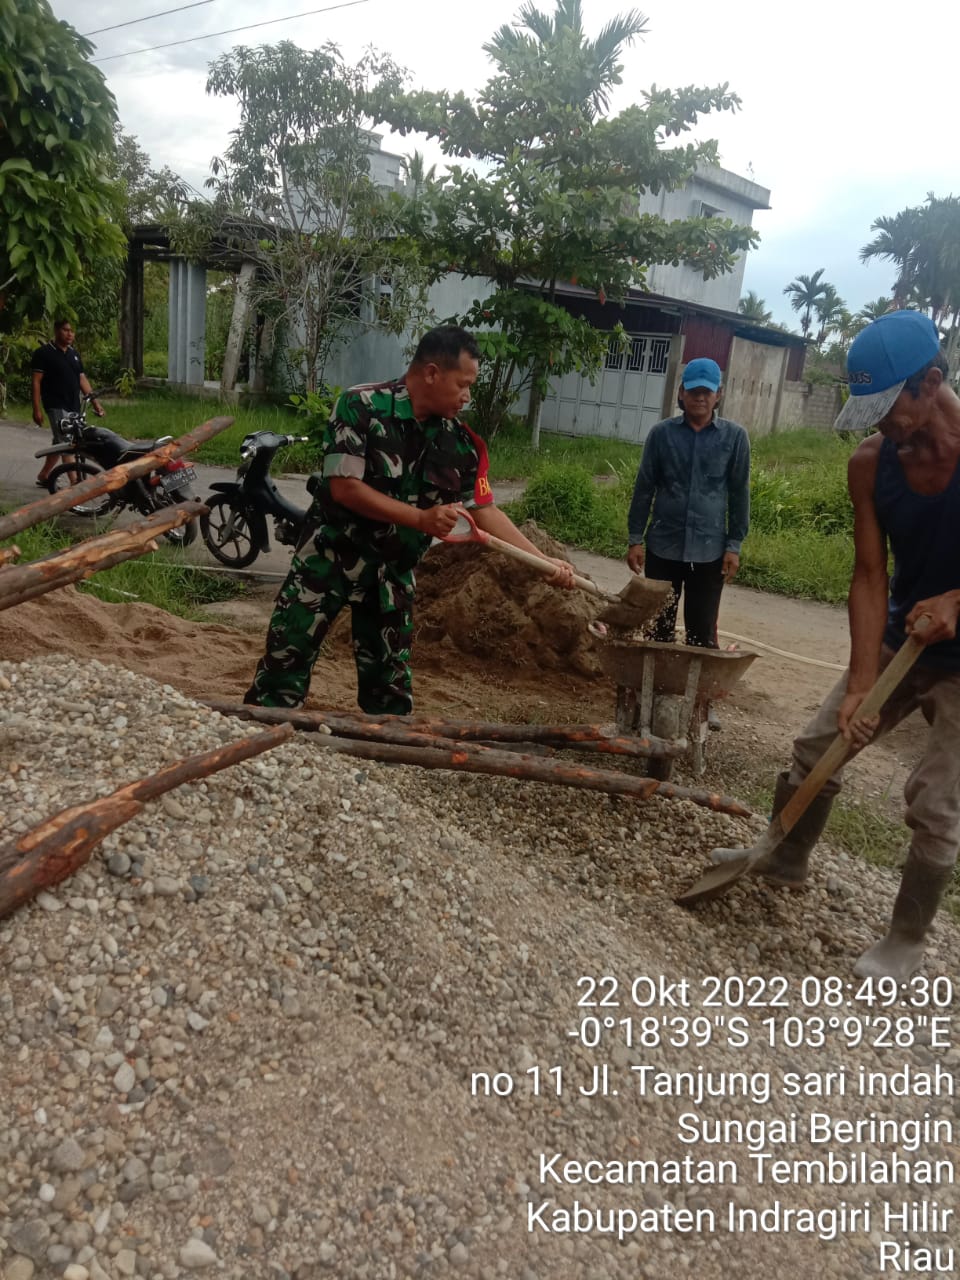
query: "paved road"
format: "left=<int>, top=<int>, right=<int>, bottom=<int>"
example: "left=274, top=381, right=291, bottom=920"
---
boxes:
left=0, top=411, right=848, bottom=670
left=1, top=416, right=318, bottom=580
left=1, top=415, right=528, bottom=583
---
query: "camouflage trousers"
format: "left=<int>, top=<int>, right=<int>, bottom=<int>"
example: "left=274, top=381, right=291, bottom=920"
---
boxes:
left=244, top=540, right=416, bottom=715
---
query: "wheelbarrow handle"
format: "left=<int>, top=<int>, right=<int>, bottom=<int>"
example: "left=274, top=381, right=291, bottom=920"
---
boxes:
left=441, top=506, right=607, bottom=597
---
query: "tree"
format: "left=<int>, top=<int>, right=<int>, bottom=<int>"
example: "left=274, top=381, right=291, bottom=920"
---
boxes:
left=204, top=41, right=431, bottom=392
left=372, top=0, right=757, bottom=441
left=112, top=128, right=190, bottom=227
left=783, top=269, right=829, bottom=339
left=0, top=0, right=126, bottom=328
left=737, top=290, right=772, bottom=323
left=861, top=194, right=960, bottom=373
left=857, top=296, right=893, bottom=322
left=813, top=283, right=846, bottom=348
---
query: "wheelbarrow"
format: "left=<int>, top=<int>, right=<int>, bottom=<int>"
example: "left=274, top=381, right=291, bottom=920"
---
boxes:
left=596, top=637, right=757, bottom=780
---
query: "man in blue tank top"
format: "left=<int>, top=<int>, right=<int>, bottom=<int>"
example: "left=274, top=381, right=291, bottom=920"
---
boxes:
left=730, top=311, right=960, bottom=981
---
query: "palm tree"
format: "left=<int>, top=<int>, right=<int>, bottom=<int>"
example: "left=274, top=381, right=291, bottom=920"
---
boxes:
left=783, top=268, right=830, bottom=338
left=737, top=290, right=772, bottom=323
left=860, top=207, right=925, bottom=308
left=857, top=296, right=894, bottom=322
left=833, top=308, right=865, bottom=352
left=484, top=0, right=649, bottom=117
left=814, top=284, right=846, bottom=347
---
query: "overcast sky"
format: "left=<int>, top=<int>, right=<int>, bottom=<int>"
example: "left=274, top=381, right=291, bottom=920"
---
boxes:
left=57, top=0, right=960, bottom=329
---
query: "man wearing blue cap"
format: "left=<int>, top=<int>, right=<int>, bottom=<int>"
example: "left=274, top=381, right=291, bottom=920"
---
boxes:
left=626, top=356, right=751, bottom=650
left=727, top=310, right=960, bottom=981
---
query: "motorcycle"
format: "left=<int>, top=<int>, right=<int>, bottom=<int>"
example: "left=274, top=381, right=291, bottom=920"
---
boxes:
left=37, top=392, right=199, bottom=547
left=200, top=430, right=310, bottom=568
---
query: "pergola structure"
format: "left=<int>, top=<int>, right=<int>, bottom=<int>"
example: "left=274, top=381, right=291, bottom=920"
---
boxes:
left=121, top=222, right=267, bottom=397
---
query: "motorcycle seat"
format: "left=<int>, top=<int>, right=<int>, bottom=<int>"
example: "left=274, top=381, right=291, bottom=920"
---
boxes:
left=80, top=426, right=171, bottom=462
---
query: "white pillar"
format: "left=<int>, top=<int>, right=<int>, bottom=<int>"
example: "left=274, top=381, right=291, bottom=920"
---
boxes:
left=166, top=259, right=207, bottom=388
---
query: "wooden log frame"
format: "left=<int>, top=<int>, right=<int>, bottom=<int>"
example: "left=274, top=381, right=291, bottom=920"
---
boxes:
left=0, top=502, right=206, bottom=612
left=0, top=723, right=293, bottom=921
left=0, top=414, right=233, bottom=542
left=202, top=702, right=749, bottom=818
left=300, top=735, right=750, bottom=818
left=201, top=700, right=688, bottom=760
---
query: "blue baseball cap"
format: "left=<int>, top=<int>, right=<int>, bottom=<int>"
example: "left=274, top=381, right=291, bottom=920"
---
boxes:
left=681, top=357, right=722, bottom=392
left=835, top=310, right=941, bottom=432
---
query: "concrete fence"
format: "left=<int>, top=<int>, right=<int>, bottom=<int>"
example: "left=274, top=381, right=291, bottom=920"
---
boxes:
left=776, top=381, right=844, bottom=432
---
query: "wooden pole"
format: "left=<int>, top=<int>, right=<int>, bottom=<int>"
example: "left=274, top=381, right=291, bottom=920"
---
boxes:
left=0, top=546, right=160, bottom=611
left=201, top=700, right=687, bottom=760
left=0, top=723, right=293, bottom=920
left=0, top=503, right=205, bottom=611
left=0, top=416, right=232, bottom=541
left=307, top=735, right=752, bottom=817
left=202, top=703, right=747, bottom=816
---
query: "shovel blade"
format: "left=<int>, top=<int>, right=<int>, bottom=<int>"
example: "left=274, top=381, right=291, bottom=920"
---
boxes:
left=674, top=852, right=754, bottom=906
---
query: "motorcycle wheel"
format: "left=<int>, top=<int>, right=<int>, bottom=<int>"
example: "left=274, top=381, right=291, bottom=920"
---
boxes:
left=154, top=487, right=199, bottom=547
left=45, top=461, right=112, bottom=517
left=199, top=494, right=259, bottom=568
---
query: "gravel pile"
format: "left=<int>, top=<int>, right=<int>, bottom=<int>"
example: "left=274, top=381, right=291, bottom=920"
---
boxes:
left=0, top=657, right=957, bottom=1280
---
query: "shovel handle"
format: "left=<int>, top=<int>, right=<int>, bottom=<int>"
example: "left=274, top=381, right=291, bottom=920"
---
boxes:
left=481, top=533, right=607, bottom=597
left=778, top=623, right=928, bottom=836
left=441, top=506, right=607, bottom=598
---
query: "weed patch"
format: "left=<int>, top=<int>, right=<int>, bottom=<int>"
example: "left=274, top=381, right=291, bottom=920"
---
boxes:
left=4, top=520, right=240, bottom=619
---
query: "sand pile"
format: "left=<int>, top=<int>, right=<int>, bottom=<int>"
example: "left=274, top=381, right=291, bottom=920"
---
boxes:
left=0, top=523, right=605, bottom=718
left=0, top=586, right=263, bottom=702
left=415, top=522, right=602, bottom=677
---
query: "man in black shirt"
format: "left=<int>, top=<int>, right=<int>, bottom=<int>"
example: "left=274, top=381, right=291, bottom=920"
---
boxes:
left=31, top=319, right=103, bottom=484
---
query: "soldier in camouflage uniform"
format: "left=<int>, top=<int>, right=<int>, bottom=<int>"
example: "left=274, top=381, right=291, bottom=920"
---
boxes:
left=244, top=326, right=573, bottom=714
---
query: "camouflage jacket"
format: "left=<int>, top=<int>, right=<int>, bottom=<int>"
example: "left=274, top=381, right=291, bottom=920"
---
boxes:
left=311, top=378, right=494, bottom=571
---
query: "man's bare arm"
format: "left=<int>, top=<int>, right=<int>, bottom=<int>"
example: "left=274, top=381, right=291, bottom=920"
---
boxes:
left=472, top=503, right=575, bottom=587
left=840, top=437, right=889, bottom=741
left=31, top=371, right=43, bottom=425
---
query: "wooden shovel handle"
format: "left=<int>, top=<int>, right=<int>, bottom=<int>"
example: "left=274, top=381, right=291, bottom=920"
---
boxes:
left=778, top=625, right=928, bottom=836
left=442, top=504, right=609, bottom=599
left=481, top=532, right=608, bottom=598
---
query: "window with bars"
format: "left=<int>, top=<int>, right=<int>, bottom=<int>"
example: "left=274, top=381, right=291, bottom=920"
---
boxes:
left=648, top=338, right=671, bottom=375
left=604, top=333, right=671, bottom=374
left=604, top=338, right=624, bottom=370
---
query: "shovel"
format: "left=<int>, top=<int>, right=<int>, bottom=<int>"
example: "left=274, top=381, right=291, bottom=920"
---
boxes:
left=440, top=506, right=671, bottom=629
left=675, top=619, right=930, bottom=907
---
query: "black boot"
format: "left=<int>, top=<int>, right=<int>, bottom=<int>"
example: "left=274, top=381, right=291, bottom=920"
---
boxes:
left=752, top=770, right=835, bottom=888
left=854, top=856, right=955, bottom=981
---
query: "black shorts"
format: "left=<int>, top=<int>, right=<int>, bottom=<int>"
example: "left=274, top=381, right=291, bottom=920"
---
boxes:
left=47, top=408, right=73, bottom=445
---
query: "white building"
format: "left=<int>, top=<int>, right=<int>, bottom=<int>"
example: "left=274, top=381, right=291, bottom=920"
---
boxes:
left=634, top=163, right=771, bottom=313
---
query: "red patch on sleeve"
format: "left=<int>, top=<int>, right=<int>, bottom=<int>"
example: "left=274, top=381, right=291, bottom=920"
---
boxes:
left=461, top=425, right=495, bottom=506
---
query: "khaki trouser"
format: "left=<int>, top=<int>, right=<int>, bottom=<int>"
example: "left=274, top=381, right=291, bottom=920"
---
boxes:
left=789, top=647, right=960, bottom=871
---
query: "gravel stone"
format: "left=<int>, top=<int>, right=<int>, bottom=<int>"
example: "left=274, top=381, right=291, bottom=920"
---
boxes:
left=0, top=656, right=957, bottom=1280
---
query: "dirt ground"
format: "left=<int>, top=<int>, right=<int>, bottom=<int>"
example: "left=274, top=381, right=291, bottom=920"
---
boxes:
left=0, top=527, right=925, bottom=826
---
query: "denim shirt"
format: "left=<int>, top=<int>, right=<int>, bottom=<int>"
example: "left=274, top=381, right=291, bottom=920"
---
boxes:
left=627, top=413, right=751, bottom=563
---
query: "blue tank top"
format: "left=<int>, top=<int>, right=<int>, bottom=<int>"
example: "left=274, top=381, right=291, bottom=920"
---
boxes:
left=875, top=436, right=960, bottom=669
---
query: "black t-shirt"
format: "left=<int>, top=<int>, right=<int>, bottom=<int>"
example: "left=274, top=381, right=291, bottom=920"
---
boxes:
left=31, top=342, right=84, bottom=411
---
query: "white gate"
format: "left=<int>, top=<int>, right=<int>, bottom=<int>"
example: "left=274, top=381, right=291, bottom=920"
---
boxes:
left=541, top=333, right=671, bottom=443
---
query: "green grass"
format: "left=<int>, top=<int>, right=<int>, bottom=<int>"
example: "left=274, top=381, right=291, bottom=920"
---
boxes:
left=7, top=395, right=861, bottom=603
left=6, top=390, right=314, bottom=473
left=484, top=417, right=642, bottom=483
left=510, top=425, right=861, bottom=603
left=5, top=519, right=240, bottom=619
left=736, top=529, right=854, bottom=603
